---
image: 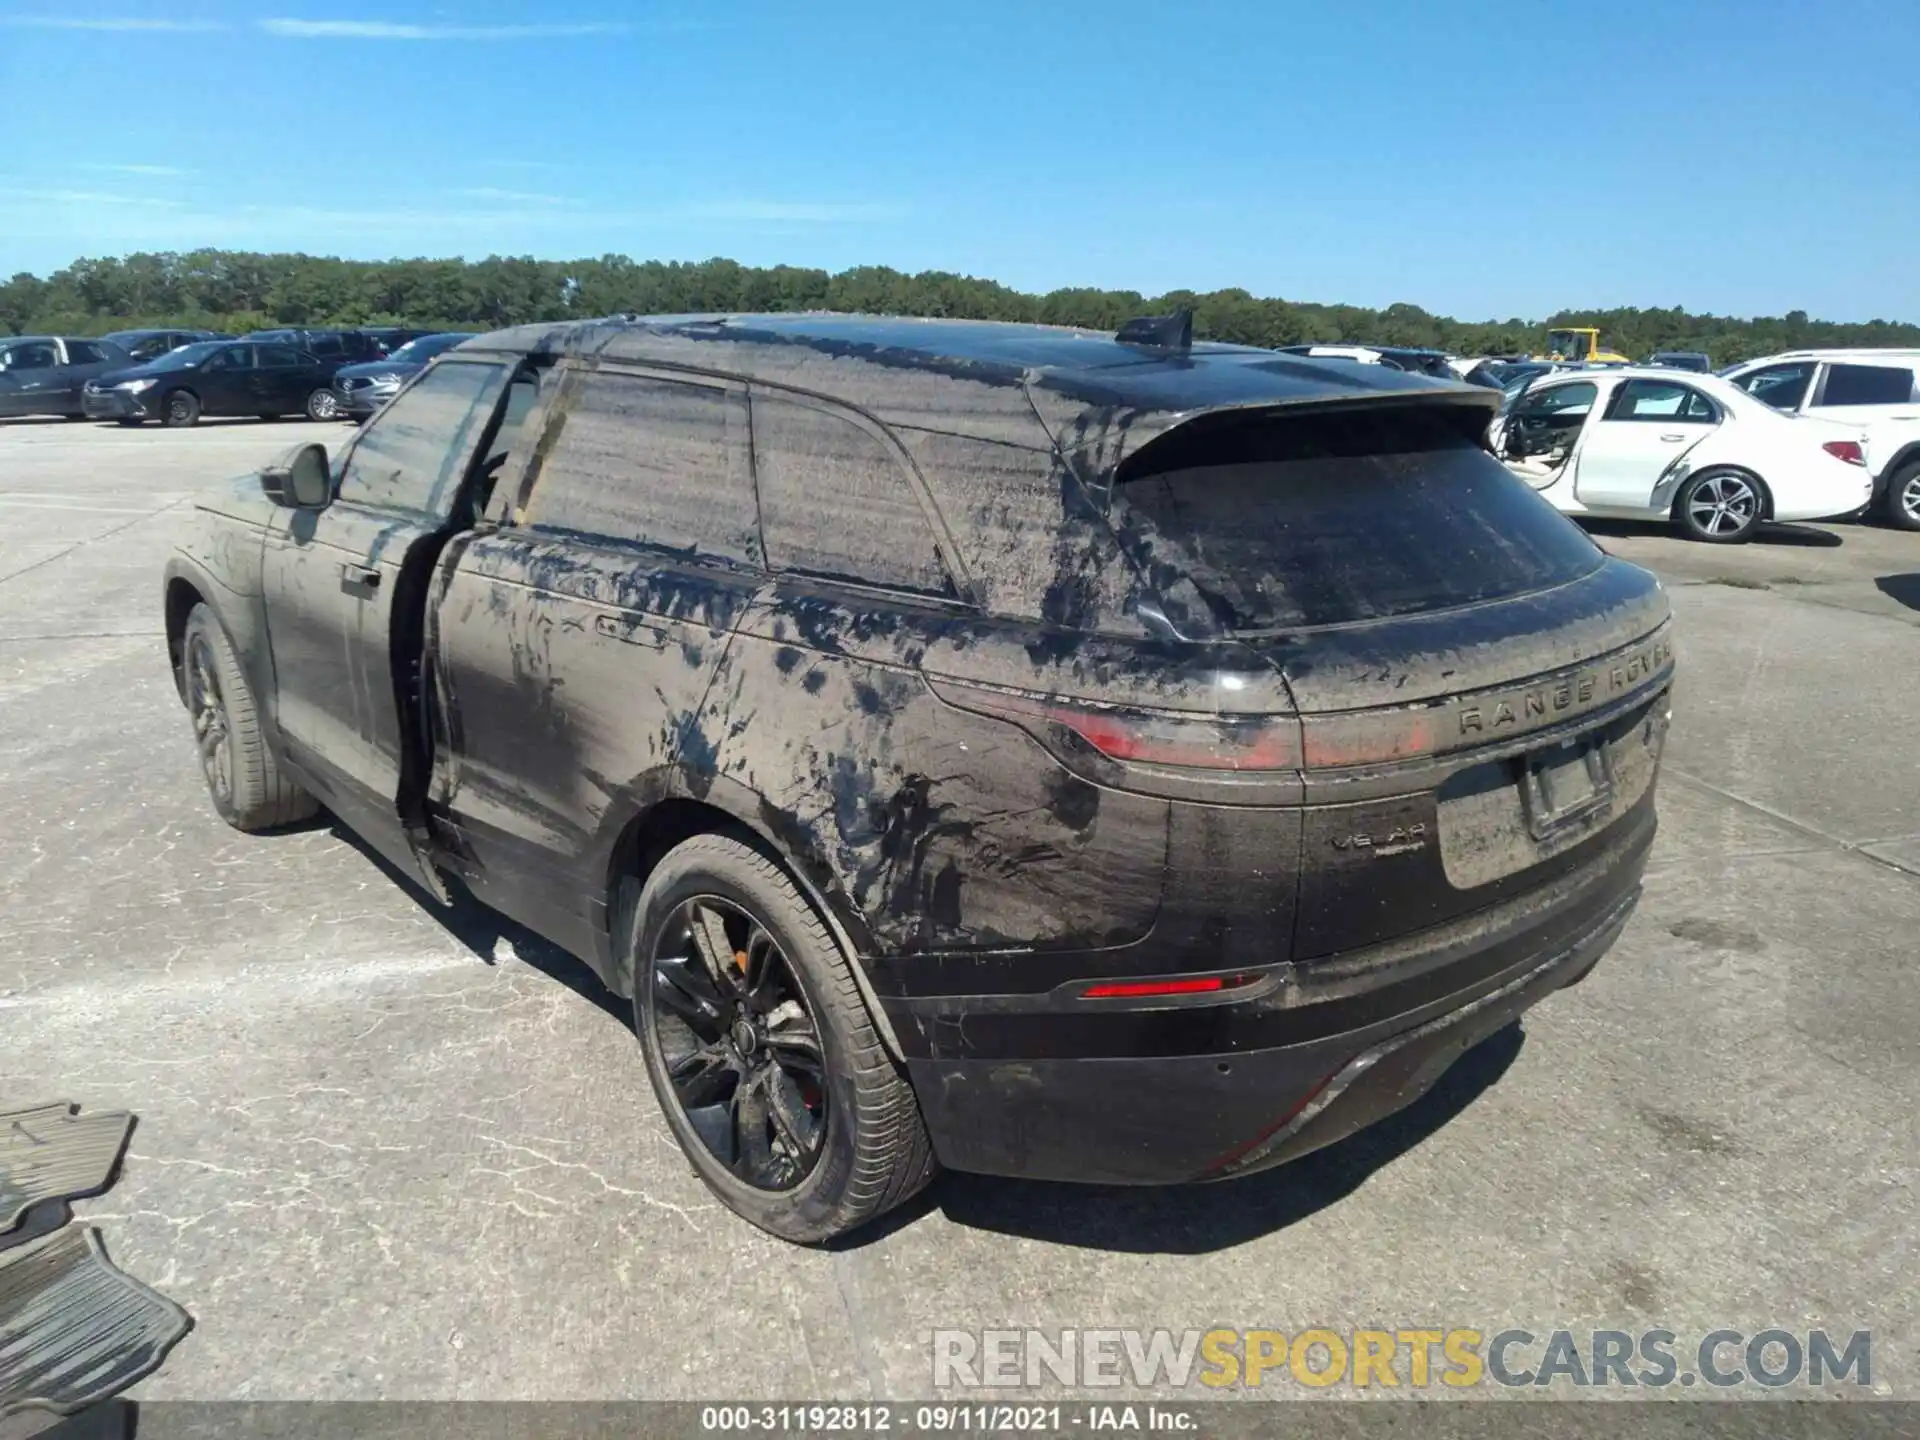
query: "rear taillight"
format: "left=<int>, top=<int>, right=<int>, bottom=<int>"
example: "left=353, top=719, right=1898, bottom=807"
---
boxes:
left=1823, top=439, right=1867, bottom=466
left=928, top=679, right=1302, bottom=771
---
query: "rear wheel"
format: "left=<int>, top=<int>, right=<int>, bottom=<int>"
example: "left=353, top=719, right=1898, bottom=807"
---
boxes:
left=181, top=605, right=318, bottom=832
left=162, top=390, right=200, bottom=428
left=305, top=388, right=339, bottom=421
left=631, top=834, right=936, bottom=1244
left=1675, top=468, right=1762, bottom=543
left=1883, top=460, right=1920, bottom=532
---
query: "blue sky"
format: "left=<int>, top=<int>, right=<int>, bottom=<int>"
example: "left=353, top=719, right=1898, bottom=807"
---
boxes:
left=2, top=0, right=1916, bottom=322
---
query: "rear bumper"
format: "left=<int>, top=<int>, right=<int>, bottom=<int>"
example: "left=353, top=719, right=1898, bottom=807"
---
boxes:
left=892, top=806, right=1651, bottom=1185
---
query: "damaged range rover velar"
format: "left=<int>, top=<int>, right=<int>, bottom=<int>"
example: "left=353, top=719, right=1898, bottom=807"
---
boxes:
left=163, top=311, right=1675, bottom=1243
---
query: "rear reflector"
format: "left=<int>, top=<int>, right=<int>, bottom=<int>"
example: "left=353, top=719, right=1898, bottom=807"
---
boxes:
left=929, top=679, right=1302, bottom=771
left=1082, top=973, right=1260, bottom=999
left=1823, top=439, right=1867, bottom=466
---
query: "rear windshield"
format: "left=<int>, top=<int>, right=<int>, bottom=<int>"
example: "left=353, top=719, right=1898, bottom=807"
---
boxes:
left=1109, top=404, right=1603, bottom=632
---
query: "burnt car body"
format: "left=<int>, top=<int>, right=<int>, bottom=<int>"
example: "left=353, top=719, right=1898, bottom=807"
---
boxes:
left=331, top=332, right=473, bottom=419
left=162, top=313, right=1675, bottom=1242
left=100, top=328, right=227, bottom=365
left=0, top=335, right=132, bottom=418
left=84, top=340, right=346, bottom=426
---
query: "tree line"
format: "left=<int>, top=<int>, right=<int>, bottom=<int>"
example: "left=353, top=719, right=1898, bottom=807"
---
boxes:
left=4, top=249, right=1916, bottom=364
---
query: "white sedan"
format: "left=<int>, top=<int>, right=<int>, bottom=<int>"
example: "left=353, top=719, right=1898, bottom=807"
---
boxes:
left=1487, top=368, right=1874, bottom=542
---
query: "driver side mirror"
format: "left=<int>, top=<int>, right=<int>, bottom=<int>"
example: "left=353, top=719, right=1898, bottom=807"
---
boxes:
left=261, top=442, right=332, bottom=509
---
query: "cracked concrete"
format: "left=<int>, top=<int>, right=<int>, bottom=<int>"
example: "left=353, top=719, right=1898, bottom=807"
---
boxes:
left=1, top=421, right=1915, bottom=1401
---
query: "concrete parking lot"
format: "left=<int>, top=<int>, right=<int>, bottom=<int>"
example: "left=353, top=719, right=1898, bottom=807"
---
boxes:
left=3, top=417, right=1916, bottom=1402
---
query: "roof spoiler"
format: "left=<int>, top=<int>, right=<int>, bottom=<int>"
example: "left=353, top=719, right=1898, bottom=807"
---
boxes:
left=1115, top=308, right=1193, bottom=350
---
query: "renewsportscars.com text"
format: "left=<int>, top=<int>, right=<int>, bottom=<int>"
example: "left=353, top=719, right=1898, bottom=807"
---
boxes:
left=931, top=1328, right=1872, bottom=1391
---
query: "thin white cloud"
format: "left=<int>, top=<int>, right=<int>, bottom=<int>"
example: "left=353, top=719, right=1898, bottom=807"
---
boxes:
left=0, top=186, right=185, bottom=207
left=453, top=187, right=577, bottom=206
left=80, top=163, right=194, bottom=177
left=0, top=15, right=226, bottom=29
left=258, top=18, right=627, bottom=39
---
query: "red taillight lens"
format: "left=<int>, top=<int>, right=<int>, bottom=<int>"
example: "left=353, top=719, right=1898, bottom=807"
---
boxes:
left=1081, top=973, right=1260, bottom=999
left=929, top=678, right=1302, bottom=771
left=1299, top=709, right=1439, bottom=768
left=1823, top=439, right=1867, bottom=466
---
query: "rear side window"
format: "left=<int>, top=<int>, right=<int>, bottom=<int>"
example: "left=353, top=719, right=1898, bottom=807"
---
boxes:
left=1109, top=405, right=1603, bottom=632
left=65, top=341, right=106, bottom=364
left=898, top=427, right=1140, bottom=629
left=257, top=345, right=301, bottom=367
left=1605, top=379, right=1718, bottom=421
left=751, top=390, right=952, bottom=595
left=1820, top=363, right=1916, bottom=407
left=527, top=369, right=758, bottom=563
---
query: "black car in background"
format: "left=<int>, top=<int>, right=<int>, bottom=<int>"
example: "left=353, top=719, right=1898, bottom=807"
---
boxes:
left=0, top=335, right=133, bottom=418
left=84, top=339, right=347, bottom=427
left=101, top=328, right=227, bottom=365
left=359, top=327, right=429, bottom=357
left=330, top=332, right=473, bottom=419
left=1645, top=350, right=1712, bottom=372
left=162, top=311, right=1674, bottom=1242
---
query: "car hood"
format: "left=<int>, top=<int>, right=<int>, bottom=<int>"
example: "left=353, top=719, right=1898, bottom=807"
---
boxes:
left=335, top=359, right=423, bottom=381
left=91, top=363, right=170, bottom=387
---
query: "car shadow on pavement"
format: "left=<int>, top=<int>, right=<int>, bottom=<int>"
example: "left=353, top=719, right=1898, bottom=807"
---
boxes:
left=320, top=817, right=634, bottom=1031
left=1874, top=574, right=1920, bottom=611
left=1579, top=518, right=1842, bottom=548
left=841, top=1021, right=1527, bottom=1255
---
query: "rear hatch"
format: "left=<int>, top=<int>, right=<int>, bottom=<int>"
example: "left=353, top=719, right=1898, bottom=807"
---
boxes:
left=1107, top=398, right=1673, bottom=959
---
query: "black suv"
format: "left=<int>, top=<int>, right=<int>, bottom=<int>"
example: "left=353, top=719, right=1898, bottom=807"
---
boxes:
left=162, top=313, right=1674, bottom=1242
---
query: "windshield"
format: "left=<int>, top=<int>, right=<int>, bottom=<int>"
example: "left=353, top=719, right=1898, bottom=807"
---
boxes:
left=144, top=341, right=225, bottom=370
left=387, top=333, right=468, bottom=365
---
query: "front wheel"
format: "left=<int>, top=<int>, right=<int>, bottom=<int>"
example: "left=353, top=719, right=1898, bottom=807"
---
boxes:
left=305, top=388, right=339, bottom=421
left=1883, top=461, right=1920, bottom=532
left=631, top=834, right=936, bottom=1244
left=180, top=605, right=319, bottom=831
left=162, top=390, right=200, bottom=428
left=1675, top=468, right=1762, bottom=543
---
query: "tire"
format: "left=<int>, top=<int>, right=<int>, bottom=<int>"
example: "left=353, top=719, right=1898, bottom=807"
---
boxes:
left=305, top=388, right=340, bottom=421
left=1883, top=460, right=1920, bottom=532
left=1674, top=467, right=1763, bottom=543
left=180, top=604, right=319, bottom=832
left=630, top=834, right=936, bottom=1244
left=162, top=389, right=200, bottom=428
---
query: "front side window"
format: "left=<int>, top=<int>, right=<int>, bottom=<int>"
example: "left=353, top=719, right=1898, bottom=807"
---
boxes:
left=335, top=359, right=511, bottom=520
left=525, top=369, right=758, bottom=562
left=64, top=341, right=105, bottom=365
left=1734, top=361, right=1816, bottom=411
left=752, top=391, right=952, bottom=594
left=1819, top=363, right=1917, bottom=407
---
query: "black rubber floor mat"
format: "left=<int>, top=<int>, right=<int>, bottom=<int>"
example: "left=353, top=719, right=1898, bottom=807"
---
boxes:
left=0, top=1106, right=133, bottom=1234
left=0, top=1202, right=71, bottom=1256
left=0, top=1226, right=192, bottom=1428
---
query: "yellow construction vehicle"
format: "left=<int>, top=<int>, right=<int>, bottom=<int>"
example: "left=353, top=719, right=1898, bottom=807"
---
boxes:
left=1537, top=327, right=1632, bottom=365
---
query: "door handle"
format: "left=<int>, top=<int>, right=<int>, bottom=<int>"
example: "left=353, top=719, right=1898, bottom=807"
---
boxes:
left=1658, top=433, right=1686, bottom=442
left=339, top=563, right=381, bottom=593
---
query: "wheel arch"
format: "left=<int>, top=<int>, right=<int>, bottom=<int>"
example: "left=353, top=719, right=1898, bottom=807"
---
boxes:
left=594, top=774, right=901, bottom=1057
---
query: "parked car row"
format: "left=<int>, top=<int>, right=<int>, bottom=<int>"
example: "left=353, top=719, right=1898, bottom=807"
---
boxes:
left=0, top=327, right=436, bottom=422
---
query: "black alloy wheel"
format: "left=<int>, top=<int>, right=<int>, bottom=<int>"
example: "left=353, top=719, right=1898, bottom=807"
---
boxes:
left=185, top=630, right=234, bottom=809
left=646, top=895, right=828, bottom=1191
